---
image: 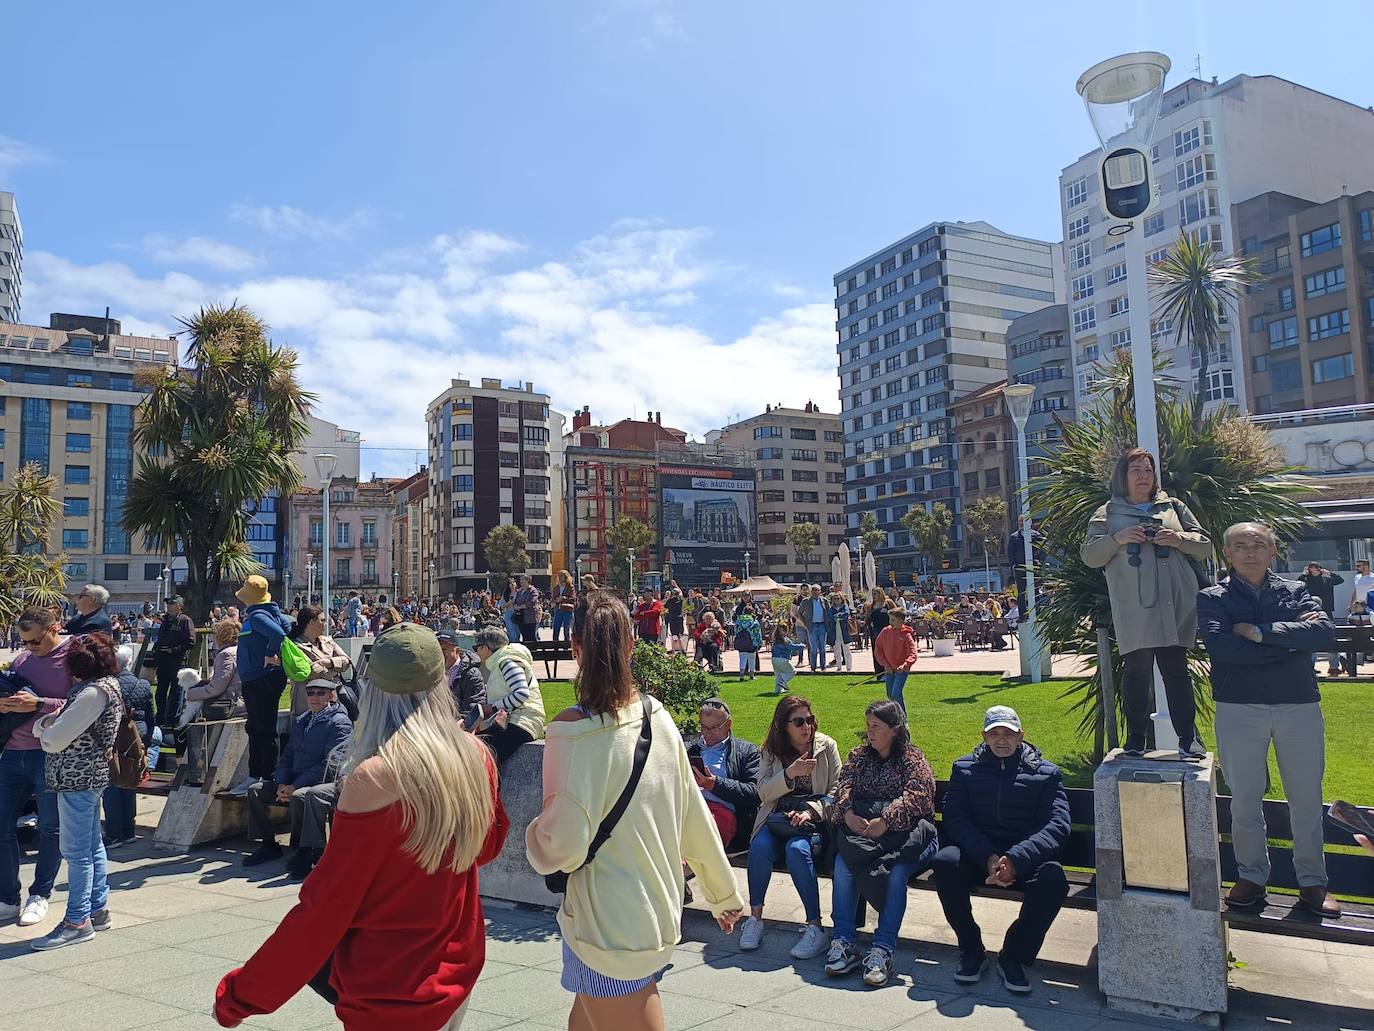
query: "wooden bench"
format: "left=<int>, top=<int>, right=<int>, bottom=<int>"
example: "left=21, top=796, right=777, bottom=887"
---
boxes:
left=526, top=639, right=573, bottom=680
left=1334, top=625, right=1373, bottom=676
left=742, top=779, right=1374, bottom=947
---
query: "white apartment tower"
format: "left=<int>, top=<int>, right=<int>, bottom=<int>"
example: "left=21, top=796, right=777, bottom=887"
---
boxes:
left=0, top=193, right=21, bottom=323
left=1058, top=74, right=1374, bottom=412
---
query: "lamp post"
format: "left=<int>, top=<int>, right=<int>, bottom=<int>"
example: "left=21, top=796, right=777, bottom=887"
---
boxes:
left=307, top=557, right=315, bottom=604
left=283, top=568, right=292, bottom=608
left=315, top=453, right=339, bottom=623
left=392, top=570, right=399, bottom=601
left=628, top=549, right=635, bottom=596
left=161, top=566, right=173, bottom=607
left=427, top=560, right=437, bottom=602
left=1077, top=52, right=1178, bottom=748
left=743, top=550, right=750, bottom=581
left=1003, top=384, right=1045, bottom=683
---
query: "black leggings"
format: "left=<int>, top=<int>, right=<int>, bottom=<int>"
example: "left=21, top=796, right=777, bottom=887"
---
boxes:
left=1120, top=645, right=1196, bottom=746
left=479, top=723, right=534, bottom=765
left=241, top=668, right=287, bottom=778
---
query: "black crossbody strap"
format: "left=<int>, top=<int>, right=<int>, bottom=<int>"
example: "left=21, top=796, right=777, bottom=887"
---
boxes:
left=578, top=695, right=654, bottom=871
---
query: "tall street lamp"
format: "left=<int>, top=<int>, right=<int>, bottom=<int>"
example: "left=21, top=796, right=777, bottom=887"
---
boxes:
left=162, top=566, right=173, bottom=607
left=307, top=557, right=316, bottom=604
left=315, top=453, right=338, bottom=621
left=743, top=551, right=751, bottom=581
left=392, top=570, right=399, bottom=601
left=1077, top=52, right=1177, bottom=747
left=427, top=560, right=437, bottom=601
left=1003, top=384, right=1045, bottom=684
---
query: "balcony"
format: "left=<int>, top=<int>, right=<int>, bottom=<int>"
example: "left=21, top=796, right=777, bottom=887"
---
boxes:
left=1075, top=348, right=1100, bottom=366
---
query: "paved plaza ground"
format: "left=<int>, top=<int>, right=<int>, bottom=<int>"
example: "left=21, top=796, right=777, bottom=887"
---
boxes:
left=0, top=794, right=1369, bottom=1030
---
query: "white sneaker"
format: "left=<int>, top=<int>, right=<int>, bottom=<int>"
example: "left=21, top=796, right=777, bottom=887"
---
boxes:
left=18, top=895, right=48, bottom=927
left=0, top=900, right=17, bottom=923
left=738, top=916, right=765, bottom=951
left=791, top=923, right=829, bottom=960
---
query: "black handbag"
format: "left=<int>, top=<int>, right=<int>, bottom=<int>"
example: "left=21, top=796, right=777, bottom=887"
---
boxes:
left=545, top=697, right=653, bottom=895
left=1168, top=499, right=1214, bottom=589
left=336, top=660, right=361, bottom=723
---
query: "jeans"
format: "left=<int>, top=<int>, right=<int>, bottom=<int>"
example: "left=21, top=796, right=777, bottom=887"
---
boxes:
left=241, top=668, right=287, bottom=779
left=58, top=788, right=108, bottom=925
left=931, top=846, right=1068, bottom=963
left=1214, top=701, right=1327, bottom=887
left=883, top=671, right=910, bottom=711
left=551, top=609, right=573, bottom=642
left=807, top=625, right=828, bottom=670
left=831, top=838, right=937, bottom=953
left=1120, top=646, right=1197, bottom=746
left=503, top=612, right=520, bottom=642
left=155, top=657, right=184, bottom=727
left=0, top=749, right=61, bottom=905
left=102, top=785, right=137, bottom=842
left=830, top=636, right=853, bottom=671
left=738, top=651, right=757, bottom=675
left=747, top=825, right=822, bottom=923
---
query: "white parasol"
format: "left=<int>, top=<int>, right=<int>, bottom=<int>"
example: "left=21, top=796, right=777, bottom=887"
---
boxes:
left=838, top=543, right=853, bottom=609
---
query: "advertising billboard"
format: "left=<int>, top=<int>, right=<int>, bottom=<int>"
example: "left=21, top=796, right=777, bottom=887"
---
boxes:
left=659, top=465, right=756, bottom=586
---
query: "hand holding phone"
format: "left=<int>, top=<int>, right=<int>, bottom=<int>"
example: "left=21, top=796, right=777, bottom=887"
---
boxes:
left=1328, top=800, right=1374, bottom=839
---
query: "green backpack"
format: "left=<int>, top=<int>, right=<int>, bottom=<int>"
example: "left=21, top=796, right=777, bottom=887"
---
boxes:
left=278, top=637, right=313, bottom=682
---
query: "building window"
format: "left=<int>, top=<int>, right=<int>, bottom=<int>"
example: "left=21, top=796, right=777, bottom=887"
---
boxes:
left=335, top=522, right=352, bottom=547
left=1143, top=212, right=1167, bottom=237
left=1109, top=328, right=1131, bottom=349
left=64, top=497, right=89, bottom=517
left=1269, top=358, right=1303, bottom=393
left=1065, top=178, right=1088, bottom=209
left=1300, top=222, right=1342, bottom=257
left=309, top=519, right=323, bottom=547
left=68, top=372, right=93, bottom=388
left=454, top=474, right=474, bottom=491
left=753, top=425, right=782, bottom=439
left=65, top=432, right=91, bottom=453
left=1070, top=273, right=1094, bottom=300
left=791, top=449, right=817, bottom=462
left=451, top=423, right=472, bottom=441
left=1173, top=120, right=1211, bottom=156
left=984, top=468, right=1001, bottom=488
left=62, top=529, right=89, bottom=549
left=1249, top=315, right=1265, bottom=333
left=1104, top=263, right=1127, bottom=285
left=1203, top=369, right=1235, bottom=401
left=20, top=398, right=51, bottom=475
left=362, top=520, right=377, bottom=546
left=104, top=562, right=128, bottom=580
left=67, top=401, right=92, bottom=420
left=791, top=469, right=818, bottom=482
left=1072, top=304, right=1097, bottom=333
left=1268, top=317, right=1298, bottom=350
left=921, top=313, right=945, bottom=334
left=1303, top=266, right=1345, bottom=298
left=65, top=465, right=90, bottom=485
left=1176, top=152, right=1217, bottom=189
left=1107, top=295, right=1129, bottom=317
left=1307, top=309, right=1350, bottom=341
left=1311, top=353, right=1354, bottom=384
left=363, top=557, right=376, bottom=582
left=1278, top=286, right=1295, bottom=311
left=1066, top=214, right=1091, bottom=240
left=1069, top=241, right=1091, bottom=269
left=1178, top=188, right=1220, bottom=226
left=756, top=447, right=783, bottom=460
left=336, top=558, right=351, bottom=583
left=63, top=562, right=88, bottom=580
left=963, top=472, right=979, bottom=492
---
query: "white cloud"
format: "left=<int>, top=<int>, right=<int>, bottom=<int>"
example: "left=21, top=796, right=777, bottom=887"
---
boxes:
left=0, top=135, right=45, bottom=176
left=228, top=203, right=377, bottom=241
left=144, top=234, right=260, bottom=272
left=23, top=221, right=839, bottom=478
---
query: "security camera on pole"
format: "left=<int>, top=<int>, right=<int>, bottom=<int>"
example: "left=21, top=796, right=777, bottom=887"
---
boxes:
left=1076, top=52, right=1179, bottom=752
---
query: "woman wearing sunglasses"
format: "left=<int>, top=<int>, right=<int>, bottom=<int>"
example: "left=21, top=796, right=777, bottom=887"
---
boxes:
left=1081, top=447, right=1211, bottom=758
left=737, top=695, right=842, bottom=960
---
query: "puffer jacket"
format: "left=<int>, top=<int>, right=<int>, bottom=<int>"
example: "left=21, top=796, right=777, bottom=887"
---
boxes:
left=237, top=603, right=293, bottom=683
left=114, top=670, right=154, bottom=746
left=940, top=741, right=1070, bottom=879
left=274, top=702, right=353, bottom=788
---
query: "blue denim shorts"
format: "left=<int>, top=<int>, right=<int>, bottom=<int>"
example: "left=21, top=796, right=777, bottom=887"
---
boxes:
left=560, top=941, right=656, bottom=998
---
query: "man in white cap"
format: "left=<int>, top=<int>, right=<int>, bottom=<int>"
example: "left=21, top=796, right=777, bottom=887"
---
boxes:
left=931, top=705, right=1070, bottom=995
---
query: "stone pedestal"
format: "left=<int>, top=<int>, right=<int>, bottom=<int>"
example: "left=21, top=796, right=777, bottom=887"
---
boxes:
left=153, top=718, right=252, bottom=851
left=479, top=741, right=562, bottom=907
left=1094, top=750, right=1227, bottom=1026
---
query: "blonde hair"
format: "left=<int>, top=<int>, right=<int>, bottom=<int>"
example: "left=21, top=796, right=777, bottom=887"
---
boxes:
left=344, top=680, right=496, bottom=874
left=871, top=586, right=887, bottom=605
left=213, top=618, right=241, bottom=649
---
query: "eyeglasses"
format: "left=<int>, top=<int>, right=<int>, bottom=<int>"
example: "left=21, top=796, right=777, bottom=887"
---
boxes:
left=18, top=635, right=46, bottom=649
left=304, top=688, right=334, bottom=697
left=787, top=715, right=817, bottom=728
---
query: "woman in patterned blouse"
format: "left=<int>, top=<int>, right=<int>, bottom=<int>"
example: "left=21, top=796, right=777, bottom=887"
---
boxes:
left=823, top=699, right=937, bottom=988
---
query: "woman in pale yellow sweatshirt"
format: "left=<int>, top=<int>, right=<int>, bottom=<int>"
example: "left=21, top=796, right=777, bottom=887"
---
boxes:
left=527, top=591, right=744, bottom=1031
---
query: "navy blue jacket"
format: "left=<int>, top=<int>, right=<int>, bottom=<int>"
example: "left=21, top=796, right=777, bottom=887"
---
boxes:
left=237, top=602, right=293, bottom=684
left=941, top=741, right=1070, bottom=879
left=1197, top=571, right=1334, bottom=705
left=274, top=702, right=352, bottom=788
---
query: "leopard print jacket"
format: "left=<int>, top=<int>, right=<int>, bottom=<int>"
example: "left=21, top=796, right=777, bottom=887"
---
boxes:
left=45, top=676, right=123, bottom=793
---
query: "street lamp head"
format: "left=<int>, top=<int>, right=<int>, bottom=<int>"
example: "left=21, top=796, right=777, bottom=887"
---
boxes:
left=314, top=452, right=339, bottom=488
left=1003, top=384, right=1036, bottom=431
left=1075, top=52, right=1170, bottom=151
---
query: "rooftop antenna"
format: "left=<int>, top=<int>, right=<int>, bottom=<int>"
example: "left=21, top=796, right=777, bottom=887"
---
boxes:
left=1193, top=53, right=1203, bottom=80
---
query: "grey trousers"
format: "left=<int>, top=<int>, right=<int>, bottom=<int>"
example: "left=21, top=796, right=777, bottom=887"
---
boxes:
left=290, top=782, right=338, bottom=850
left=1214, top=702, right=1327, bottom=887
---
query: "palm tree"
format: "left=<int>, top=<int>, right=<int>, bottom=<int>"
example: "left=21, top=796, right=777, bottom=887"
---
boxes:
left=1032, top=345, right=1311, bottom=757
left=0, top=464, right=67, bottom=625
left=123, top=304, right=314, bottom=623
left=1147, top=235, right=1260, bottom=423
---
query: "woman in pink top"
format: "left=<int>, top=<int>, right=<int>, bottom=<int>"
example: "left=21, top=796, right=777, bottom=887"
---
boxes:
left=873, top=612, right=918, bottom=713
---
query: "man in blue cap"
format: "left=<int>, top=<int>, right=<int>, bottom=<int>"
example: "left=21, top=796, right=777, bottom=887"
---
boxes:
left=932, top=705, right=1070, bottom=995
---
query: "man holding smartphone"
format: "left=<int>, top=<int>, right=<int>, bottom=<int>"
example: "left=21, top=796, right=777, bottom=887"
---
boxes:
left=685, top=699, right=761, bottom=853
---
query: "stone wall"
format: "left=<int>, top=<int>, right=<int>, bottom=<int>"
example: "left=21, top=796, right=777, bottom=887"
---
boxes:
left=481, top=740, right=561, bottom=907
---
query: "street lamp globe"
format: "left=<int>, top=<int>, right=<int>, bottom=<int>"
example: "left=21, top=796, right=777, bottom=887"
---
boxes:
left=1003, top=384, right=1035, bottom=432
left=313, top=453, right=339, bottom=488
left=1075, top=52, right=1170, bottom=151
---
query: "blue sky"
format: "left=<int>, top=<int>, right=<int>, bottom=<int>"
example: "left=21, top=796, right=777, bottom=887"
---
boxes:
left=5, top=1, right=1372, bottom=476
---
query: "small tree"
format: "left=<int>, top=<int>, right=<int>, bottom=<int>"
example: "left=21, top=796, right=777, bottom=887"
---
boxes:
left=902, top=503, right=953, bottom=579
left=0, top=464, right=68, bottom=625
left=606, top=515, right=654, bottom=591
left=963, top=495, right=1008, bottom=588
left=858, top=511, right=886, bottom=557
left=482, top=525, right=530, bottom=582
left=784, top=521, right=821, bottom=583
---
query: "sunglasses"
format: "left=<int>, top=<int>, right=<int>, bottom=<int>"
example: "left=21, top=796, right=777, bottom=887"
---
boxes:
left=19, top=636, right=47, bottom=648
left=788, top=715, right=817, bottom=728
left=304, top=688, right=334, bottom=698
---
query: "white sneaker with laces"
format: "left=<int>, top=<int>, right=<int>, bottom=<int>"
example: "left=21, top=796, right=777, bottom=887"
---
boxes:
left=18, top=895, right=48, bottom=927
left=0, top=901, right=17, bottom=924
left=791, top=923, right=829, bottom=960
left=862, top=946, right=893, bottom=987
left=738, top=916, right=765, bottom=951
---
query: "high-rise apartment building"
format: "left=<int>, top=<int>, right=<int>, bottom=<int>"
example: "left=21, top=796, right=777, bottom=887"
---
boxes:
left=833, top=222, right=1059, bottom=580
left=0, top=193, right=20, bottom=323
left=389, top=467, right=430, bottom=601
left=949, top=381, right=1015, bottom=586
left=1235, top=190, right=1374, bottom=413
left=708, top=402, right=846, bottom=582
left=1005, top=304, right=1072, bottom=475
left=426, top=377, right=556, bottom=594
left=0, top=313, right=176, bottom=605
left=1057, top=74, right=1374, bottom=413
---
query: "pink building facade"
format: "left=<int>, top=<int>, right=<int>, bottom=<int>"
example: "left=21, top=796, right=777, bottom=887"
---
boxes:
left=287, top=476, right=400, bottom=605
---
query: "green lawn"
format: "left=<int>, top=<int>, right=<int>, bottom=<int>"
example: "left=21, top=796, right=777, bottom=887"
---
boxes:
left=539, top=673, right=1374, bottom=805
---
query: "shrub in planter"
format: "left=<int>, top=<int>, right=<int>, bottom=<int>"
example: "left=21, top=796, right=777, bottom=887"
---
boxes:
left=630, top=641, right=718, bottom=735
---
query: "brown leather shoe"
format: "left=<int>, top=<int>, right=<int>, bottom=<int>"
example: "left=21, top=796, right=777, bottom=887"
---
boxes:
left=1298, top=886, right=1341, bottom=919
left=1225, top=878, right=1267, bottom=908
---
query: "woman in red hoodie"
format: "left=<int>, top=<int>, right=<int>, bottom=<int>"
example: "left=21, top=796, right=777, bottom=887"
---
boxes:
left=873, top=612, right=918, bottom=713
left=215, top=622, right=509, bottom=1031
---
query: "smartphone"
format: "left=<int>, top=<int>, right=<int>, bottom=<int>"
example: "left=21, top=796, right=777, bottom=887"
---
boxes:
left=690, top=756, right=708, bottom=775
left=1327, top=800, right=1374, bottom=838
